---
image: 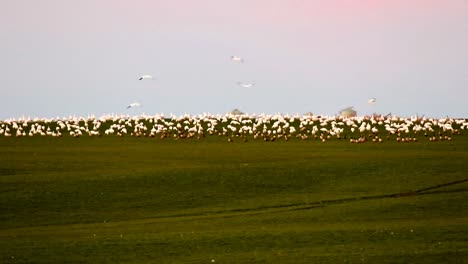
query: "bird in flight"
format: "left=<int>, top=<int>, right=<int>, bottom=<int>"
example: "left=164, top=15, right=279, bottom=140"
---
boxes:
left=127, top=102, right=141, bottom=109
left=139, top=75, right=153, bottom=80
left=231, top=56, right=244, bottom=63
left=237, top=82, right=255, bottom=88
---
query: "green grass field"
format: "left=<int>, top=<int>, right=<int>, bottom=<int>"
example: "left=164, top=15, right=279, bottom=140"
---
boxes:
left=1, top=136, right=467, bottom=263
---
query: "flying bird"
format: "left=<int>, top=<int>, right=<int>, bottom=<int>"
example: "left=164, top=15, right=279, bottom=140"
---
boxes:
left=368, top=98, right=377, bottom=104
left=230, top=56, right=244, bottom=63
left=127, top=102, right=141, bottom=109
left=138, top=75, right=153, bottom=80
left=237, top=82, right=255, bottom=88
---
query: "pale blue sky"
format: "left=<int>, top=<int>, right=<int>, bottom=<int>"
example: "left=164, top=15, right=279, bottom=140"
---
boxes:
left=1, top=0, right=467, bottom=119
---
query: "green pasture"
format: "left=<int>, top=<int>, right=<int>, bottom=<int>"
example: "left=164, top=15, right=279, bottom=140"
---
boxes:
left=1, top=135, right=467, bottom=263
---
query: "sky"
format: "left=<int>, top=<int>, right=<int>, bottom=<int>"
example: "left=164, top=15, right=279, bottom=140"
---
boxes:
left=1, top=0, right=467, bottom=119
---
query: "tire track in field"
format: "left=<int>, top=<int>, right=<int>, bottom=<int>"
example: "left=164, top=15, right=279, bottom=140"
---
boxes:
left=274, top=178, right=468, bottom=214
left=154, top=178, right=468, bottom=221
left=2, top=179, right=466, bottom=234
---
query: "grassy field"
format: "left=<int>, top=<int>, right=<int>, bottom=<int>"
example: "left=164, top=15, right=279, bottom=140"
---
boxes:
left=1, top=135, right=467, bottom=263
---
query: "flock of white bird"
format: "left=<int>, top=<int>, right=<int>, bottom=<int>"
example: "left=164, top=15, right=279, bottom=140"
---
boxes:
left=131, top=55, right=254, bottom=109
left=3, top=55, right=463, bottom=143
left=0, top=114, right=466, bottom=143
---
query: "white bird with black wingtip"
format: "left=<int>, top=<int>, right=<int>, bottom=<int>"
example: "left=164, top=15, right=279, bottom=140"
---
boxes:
left=138, top=75, right=153, bottom=80
left=127, top=102, right=141, bottom=109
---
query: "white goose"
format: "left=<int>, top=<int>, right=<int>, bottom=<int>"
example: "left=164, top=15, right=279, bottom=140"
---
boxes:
left=237, top=82, right=255, bottom=88
left=127, top=102, right=141, bottom=109
left=138, top=75, right=153, bottom=80
left=230, top=56, right=244, bottom=63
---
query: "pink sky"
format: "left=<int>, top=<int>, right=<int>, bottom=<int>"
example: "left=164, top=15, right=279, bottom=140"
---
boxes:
left=1, top=0, right=467, bottom=118
left=4, top=0, right=467, bottom=33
